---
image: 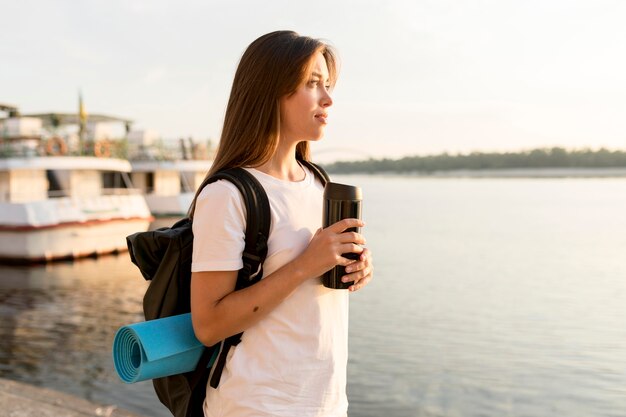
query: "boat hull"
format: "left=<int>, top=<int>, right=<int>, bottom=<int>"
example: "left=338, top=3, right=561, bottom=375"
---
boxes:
left=0, top=193, right=153, bottom=264
left=0, top=217, right=151, bottom=263
left=144, top=193, right=193, bottom=217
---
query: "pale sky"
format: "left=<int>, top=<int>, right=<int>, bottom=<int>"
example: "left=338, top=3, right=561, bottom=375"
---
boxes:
left=2, top=0, right=625, bottom=162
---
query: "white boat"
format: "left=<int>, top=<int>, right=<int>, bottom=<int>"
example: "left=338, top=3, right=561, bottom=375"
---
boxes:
left=128, top=131, right=213, bottom=218
left=129, top=159, right=211, bottom=218
left=0, top=156, right=153, bottom=263
left=0, top=110, right=152, bottom=263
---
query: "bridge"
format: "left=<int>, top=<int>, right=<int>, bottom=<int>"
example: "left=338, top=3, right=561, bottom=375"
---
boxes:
left=312, top=147, right=375, bottom=163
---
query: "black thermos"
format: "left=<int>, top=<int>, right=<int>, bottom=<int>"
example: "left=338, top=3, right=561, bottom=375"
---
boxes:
left=322, top=182, right=363, bottom=289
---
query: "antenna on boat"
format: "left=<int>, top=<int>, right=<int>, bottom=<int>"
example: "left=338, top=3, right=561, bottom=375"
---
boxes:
left=78, top=90, right=87, bottom=155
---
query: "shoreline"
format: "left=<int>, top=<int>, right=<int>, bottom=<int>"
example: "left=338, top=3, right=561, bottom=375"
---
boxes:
left=0, top=378, right=146, bottom=417
left=331, top=167, right=626, bottom=178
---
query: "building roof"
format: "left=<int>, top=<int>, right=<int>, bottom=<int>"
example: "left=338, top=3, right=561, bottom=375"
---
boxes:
left=0, top=103, right=19, bottom=111
left=0, top=103, right=20, bottom=117
left=21, top=113, right=133, bottom=128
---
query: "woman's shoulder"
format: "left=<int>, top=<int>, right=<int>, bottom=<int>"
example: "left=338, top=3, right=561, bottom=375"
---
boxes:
left=196, top=178, right=243, bottom=203
left=193, top=178, right=247, bottom=229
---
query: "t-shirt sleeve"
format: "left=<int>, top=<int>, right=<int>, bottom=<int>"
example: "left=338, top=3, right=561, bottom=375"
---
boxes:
left=191, top=180, right=246, bottom=272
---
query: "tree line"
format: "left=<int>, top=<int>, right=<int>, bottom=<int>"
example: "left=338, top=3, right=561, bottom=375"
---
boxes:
left=323, top=147, right=626, bottom=174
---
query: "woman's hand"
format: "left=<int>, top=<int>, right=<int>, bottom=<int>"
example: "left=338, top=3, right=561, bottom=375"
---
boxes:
left=343, top=247, right=373, bottom=292
left=295, top=218, right=366, bottom=281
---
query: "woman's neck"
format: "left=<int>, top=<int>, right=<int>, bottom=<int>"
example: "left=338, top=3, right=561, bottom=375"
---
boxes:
left=255, top=141, right=304, bottom=181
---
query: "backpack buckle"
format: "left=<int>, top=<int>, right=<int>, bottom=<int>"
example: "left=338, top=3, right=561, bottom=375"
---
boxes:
left=242, top=251, right=261, bottom=263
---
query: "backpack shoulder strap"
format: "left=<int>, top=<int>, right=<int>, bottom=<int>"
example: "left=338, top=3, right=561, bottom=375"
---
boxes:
left=206, top=168, right=271, bottom=289
left=194, top=167, right=271, bottom=389
left=298, top=159, right=330, bottom=185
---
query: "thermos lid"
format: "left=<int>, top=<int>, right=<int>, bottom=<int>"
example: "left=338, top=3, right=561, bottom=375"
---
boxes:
left=324, top=182, right=362, bottom=200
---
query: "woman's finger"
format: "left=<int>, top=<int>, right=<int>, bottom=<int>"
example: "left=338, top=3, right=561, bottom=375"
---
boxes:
left=344, top=260, right=365, bottom=274
left=338, top=231, right=366, bottom=245
left=327, top=218, right=365, bottom=233
left=336, top=255, right=358, bottom=267
left=345, top=247, right=373, bottom=292
left=349, top=274, right=372, bottom=292
left=342, top=266, right=371, bottom=283
left=338, top=243, right=364, bottom=257
left=345, top=248, right=372, bottom=273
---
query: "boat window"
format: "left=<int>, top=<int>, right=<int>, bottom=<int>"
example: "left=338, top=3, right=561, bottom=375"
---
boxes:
left=146, top=172, right=154, bottom=193
left=180, top=172, right=193, bottom=192
left=102, top=171, right=130, bottom=189
left=46, top=170, right=67, bottom=198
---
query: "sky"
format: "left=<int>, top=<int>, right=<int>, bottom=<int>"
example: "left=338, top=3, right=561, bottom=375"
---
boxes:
left=2, top=0, right=626, bottom=162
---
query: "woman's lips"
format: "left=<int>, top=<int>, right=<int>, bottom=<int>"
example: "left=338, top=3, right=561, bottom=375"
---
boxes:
left=315, top=113, right=328, bottom=124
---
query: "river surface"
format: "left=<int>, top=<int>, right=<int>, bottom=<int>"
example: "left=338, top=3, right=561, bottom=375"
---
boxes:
left=1, top=175, right=626, bottom=417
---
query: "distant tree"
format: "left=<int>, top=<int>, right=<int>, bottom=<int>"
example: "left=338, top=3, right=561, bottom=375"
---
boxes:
left=322, top=147, right=626, bottom=174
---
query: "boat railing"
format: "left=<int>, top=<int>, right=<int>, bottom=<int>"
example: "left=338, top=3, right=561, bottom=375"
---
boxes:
left=127, top=138, right=214, bottom=161
left=0, top=137, right=130, bottom=159
left=0, top=139, right=42, bottom=158
left=2, top=137, right=215, bottom=162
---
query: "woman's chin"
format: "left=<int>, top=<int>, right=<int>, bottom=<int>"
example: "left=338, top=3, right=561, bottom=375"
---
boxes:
left=309, top=131, right=326, bottom=142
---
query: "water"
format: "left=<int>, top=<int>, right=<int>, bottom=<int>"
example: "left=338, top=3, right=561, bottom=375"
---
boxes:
left=1, top=175, right=626, bottom=417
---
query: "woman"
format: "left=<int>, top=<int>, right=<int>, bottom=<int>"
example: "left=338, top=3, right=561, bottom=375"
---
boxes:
left=190, top=31, right=374, bottom=417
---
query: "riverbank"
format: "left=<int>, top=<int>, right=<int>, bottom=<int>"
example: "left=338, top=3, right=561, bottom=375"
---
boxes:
left=323, top=147, right=626, bottom=175
left=412, top=167, right=626, bottom=178
left=0, top=378, right=146, bottom=417
left=332, top=167, right=626, bottom=178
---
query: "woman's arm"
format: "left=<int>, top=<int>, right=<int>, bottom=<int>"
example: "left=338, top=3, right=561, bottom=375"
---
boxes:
left=190, top=218, right=365, bottom=347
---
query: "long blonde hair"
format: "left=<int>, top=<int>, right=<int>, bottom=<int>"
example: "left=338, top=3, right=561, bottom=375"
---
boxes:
left=189, top=31, right=338, bottom=218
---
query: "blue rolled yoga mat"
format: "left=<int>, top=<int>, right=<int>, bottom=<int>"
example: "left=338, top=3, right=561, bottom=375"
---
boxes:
left=113, top=313, right=216, bottom=383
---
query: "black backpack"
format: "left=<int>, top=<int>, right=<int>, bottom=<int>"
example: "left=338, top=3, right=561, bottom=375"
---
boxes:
left=126, top=161, right=330, bottom=417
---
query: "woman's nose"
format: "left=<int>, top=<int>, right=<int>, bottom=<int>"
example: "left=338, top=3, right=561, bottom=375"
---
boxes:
left=321, top=90, right=333, bottom=108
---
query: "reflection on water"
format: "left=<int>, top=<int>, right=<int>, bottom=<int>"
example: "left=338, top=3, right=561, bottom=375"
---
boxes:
left=0, top=216, right=183, bottom=415
left=0, top=256, right=169, bottom=416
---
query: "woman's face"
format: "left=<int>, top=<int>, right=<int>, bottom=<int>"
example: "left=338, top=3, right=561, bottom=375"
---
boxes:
left=279, top=51, right=333, bottom=143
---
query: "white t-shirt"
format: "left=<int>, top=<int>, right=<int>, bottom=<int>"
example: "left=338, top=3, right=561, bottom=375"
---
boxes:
left=191, top=166, right=349, bottom=417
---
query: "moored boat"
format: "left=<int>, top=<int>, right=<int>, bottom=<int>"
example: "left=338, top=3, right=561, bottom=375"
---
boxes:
left=0, top=108, right=152, bottom=264
left=129, top=159, right=211, bottom=218
left=128, top=131, right=213, bottom=218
